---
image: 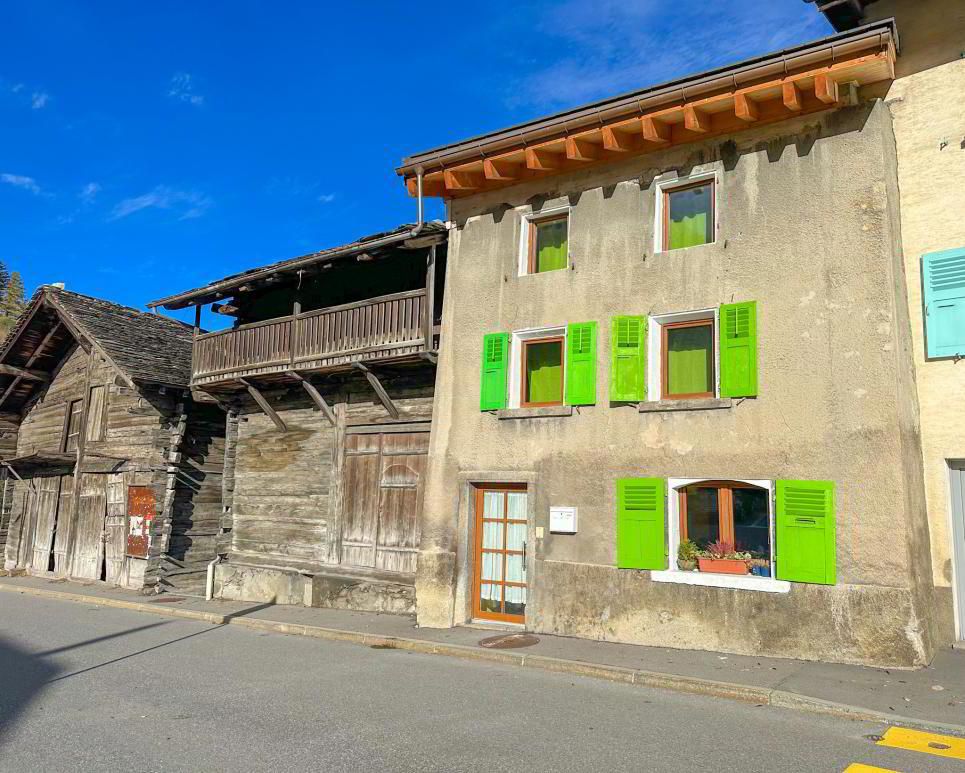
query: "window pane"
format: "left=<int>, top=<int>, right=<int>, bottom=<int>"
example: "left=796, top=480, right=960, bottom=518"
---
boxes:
left=481, top=520, right=503, bottom=550
left=504, top=584, right=526, bottom=616
left=506, top=492, right=527, bottom=521
left=685, top=486, right=720, bottom=548
left=535, top=218, right=567, bottom=273
left=482, top=491, right=504, bottom=519
left=525, top=340, right=563, bottom=404
left=481, top=551, right=503, bottom=581
left=667, top=324, right=714, bottom=396
left=480, top=584, right=501, bottom=613
left=733, top=488, right=770, bottom=557
left=667, top=183, right=712, bottom=249
left=506, top=522, right=526, bottom=552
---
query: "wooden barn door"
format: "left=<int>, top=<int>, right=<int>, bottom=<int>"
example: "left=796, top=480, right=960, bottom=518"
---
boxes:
left=70, top=474, right=108, bottom=580
left=52, top=475, right=74, bottom=575
left=29, top=476, right=62, bottom=573
left=341, top=429, right=429, bottom=574
left=103, top=474, right=127, bottom=584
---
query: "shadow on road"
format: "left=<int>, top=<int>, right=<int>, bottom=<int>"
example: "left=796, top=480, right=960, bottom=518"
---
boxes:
left=0, top=636, right=62, bottom=744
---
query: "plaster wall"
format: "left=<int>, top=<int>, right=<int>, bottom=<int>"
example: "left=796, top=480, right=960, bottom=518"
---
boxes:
left=417, top=101, right=936, bottom=666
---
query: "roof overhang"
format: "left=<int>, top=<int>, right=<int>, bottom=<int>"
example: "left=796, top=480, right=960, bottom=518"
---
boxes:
left=1, top=452, right=127, bottom=477
left=810, top=0, right=879, bottom=32
left=396, top=20, right=897, bottom=199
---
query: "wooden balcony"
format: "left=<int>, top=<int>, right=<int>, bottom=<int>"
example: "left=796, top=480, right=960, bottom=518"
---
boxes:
left=192, top=289, right=432, bottom=387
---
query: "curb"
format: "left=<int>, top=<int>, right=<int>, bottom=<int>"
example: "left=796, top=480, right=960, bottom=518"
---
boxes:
left=3, top=581, right=964, bottom=738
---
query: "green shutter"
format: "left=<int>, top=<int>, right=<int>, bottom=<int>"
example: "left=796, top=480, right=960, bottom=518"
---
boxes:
left=480, top=333, right=509, bottom=411
left=776, top=480, right=836, bottom=585
left=610, top=316, right=647, bottom=402
left=719, top=301, right=757, bottom=398
left=565, top=322, right=597, bottom=406
left=922, top=248, right=965, bottom=358
left=616, top=478, right=666, bottom=570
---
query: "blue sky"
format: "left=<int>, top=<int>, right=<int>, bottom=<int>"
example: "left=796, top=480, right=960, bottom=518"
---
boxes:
left=1, top=0, right=830, bottom=326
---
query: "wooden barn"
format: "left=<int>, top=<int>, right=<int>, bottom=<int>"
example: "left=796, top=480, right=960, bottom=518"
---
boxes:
left=0, top=286, right=227, bottom=595
left=148, top=222, right=446, bottom=613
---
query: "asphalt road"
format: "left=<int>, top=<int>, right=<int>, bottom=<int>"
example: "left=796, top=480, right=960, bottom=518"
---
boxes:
left=0, top=593, right=959, bottom=773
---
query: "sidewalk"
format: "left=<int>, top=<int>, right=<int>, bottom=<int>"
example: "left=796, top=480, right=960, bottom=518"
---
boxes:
left=1, top=574, right=962, bottom=736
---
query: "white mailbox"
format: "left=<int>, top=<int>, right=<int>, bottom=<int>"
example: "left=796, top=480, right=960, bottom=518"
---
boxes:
left=549, top=506, right=578, bottom=534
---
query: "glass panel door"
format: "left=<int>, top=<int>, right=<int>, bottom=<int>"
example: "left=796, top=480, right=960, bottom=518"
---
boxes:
left=474, top=485, right=528, bottom=623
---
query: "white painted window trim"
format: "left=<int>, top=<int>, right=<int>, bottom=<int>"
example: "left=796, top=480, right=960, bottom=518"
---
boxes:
left=653, top=169, right=719, bottom=255
left=646, top=308, right=720, bottom=402
left=517, top=205, right=571, bottom=277
left=508, top=325, right=567, bottom=409
left=651, top=477, right=790, bottom=594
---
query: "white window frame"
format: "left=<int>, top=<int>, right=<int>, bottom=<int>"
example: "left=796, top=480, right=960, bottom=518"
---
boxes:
left=518, top=205, right=570, bottom=277
left=652, top=477, right=790, bottom=593
left=508, top=325, right=567, bottom=408
left=647, top=308, right=720, bottom=402
left=654, top=170, right=719, bottom=255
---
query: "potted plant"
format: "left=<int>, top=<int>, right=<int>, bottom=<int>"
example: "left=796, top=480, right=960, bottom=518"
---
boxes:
left=697, top=540, right=750, bottom=575
left=748, top=557, right=771, bottom=577
left=677, top=539, right=700, bottom=571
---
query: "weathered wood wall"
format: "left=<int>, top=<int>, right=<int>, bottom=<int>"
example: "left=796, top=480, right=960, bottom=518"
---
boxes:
left=0, top=412, right=21, bottom=556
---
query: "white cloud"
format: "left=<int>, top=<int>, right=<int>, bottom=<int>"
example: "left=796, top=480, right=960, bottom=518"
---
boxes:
left=80, top=182, right=101, bottom=203
left=10, top=83, right=24, bottom=93
left=167, top=72, right=204, bottom=107
left=317, top=193, right=336, bottom=204
left=1, top=173, right=42, bottom=195
left=31, top=91, right=49, bottom=109
left=109, top=185, right=212, bottom=221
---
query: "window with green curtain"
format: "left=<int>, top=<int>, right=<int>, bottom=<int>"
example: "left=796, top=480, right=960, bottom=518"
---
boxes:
left=533, top=217, right=568, bottom=273
left=524, top=339, right=563, bottom=405
left=665, top=322, right=714, bottom=397
left=666, top=182, right=713, bottom=250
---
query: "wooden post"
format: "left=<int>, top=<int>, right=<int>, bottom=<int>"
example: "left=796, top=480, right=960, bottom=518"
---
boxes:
left=424, top=244, right=436, bottom=351
left=64, top=347, right=96, bottom=576
left=287, top=371, right=335, bottom=426
left=239, top=378, right=287, bottom=432
left=353, top=363, right=400, bottom=419
left=193, top=305, right=202, bottom=337
left=325, top=400, right=346, bottom=565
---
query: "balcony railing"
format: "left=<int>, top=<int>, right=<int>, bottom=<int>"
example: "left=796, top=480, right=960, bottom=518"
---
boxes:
left=192, top=289, right=430, bottom=386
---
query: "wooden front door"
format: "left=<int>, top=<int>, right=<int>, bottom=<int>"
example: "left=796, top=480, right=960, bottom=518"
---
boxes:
left=341, top=429, right=428, bottom=574
left=473, top=485, right=528, bottom=624
left=70, top=474, right=108, bottom=580
left=103, top=474, right=127, bottom=584
left=29, top=476, right=62, bottom=573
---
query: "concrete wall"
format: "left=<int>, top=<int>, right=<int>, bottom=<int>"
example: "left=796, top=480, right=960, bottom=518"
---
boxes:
left=861, top=0, right=965, bottom=640
left=416, top=100, right=938, bottom=666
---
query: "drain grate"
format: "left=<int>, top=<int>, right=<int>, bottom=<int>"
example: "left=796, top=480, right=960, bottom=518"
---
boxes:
left=478, top=633, right=540, bottom=649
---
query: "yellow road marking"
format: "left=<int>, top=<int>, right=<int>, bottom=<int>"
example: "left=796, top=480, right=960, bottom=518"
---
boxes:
left=843, top=764, right=899, bottom=772
left=877, top=726, right=965, bottom=761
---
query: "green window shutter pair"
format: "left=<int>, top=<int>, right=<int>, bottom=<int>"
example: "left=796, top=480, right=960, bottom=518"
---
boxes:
left=776, top=480, right=836, bottom=585
left=610, top=316, right=647, bottom=401
left=479, top=324, right=597, bottom=410
left=922, top=248, right=965, bottom=358
left=614, top=476, right=836, bottom=585
left=719, top=301, right=758, bottom=398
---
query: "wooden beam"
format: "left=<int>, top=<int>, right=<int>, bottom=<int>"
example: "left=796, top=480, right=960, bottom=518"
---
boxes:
left=239, top=378, right=287, bottom=432
left=641, top=116, right=672, bottom=144
left=564, top=136, right=600, bottom=162
left=405, top=176, right=446, bottom=198
left=443, top=169, right=484, bottom=192
left=353, top=363, right=400, bottom=420
left=815, top=74, right=839, bottom=104
left=287, top=371, right=335, bottom=426
left=0, top=322, right=63, bottom=410
left=482, top=158, right=521, bottom=181
left=601, top=125, right=636, bottom=152
left=0, top=364, right=48, bottom=382
left=782, top=81, right=803, bottom=112
left=734, top=93, right=759, bottom=122
left=524, top=147, right=561, bottom=171
left=684, top=105, right=711, bottom=133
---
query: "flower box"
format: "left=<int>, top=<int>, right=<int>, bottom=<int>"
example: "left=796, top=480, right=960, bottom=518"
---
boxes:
left=697, top=557, right=749, bottom=575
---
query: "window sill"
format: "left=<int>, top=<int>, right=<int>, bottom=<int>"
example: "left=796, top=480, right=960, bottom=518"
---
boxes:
left=497, top=405, right=574, bottom=420
left=651, top=569, right=790, bottom=593
left=638, top=398, right=732, bottom=413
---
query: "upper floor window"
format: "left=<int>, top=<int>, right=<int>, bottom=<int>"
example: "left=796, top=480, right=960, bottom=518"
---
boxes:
left=656, top=174, right=717, bottom=252
left=662, top=318, right=715, bottom=400
left=63, top=399, right=83, bottom=452
left=521, top=211, right=568, bottom=275
left=521, top=336, right=564, bottom=407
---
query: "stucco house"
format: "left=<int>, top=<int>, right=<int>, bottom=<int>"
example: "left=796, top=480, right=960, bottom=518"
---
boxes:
left=396, top=3, right=961, bottom=666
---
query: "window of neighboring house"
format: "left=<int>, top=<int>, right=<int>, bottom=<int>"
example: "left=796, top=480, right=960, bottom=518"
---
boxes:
left=659, top=177, right=716, bottom=252
left=524, top=213, right=568, bottom=274
left=521, top=336, right=564, bottom=407
left=63, top=399, right=84, bottom=452
left=662, top=318, right=715, bottom=399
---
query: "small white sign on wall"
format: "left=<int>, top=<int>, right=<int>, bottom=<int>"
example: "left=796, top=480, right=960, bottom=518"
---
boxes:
left=549, top=506, right=578, bottom=534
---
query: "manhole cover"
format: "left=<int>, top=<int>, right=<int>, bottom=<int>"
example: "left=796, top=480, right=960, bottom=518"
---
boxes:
left=147, top=596, right=186, bottom=604
left=478, top=633, right=540, bottom=649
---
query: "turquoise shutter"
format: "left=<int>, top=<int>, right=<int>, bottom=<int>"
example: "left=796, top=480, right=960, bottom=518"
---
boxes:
left=565, top=322, right=597, bottom=406
left=922, top=248, right=965, bottom=358
left=616, top=478, right=666, bottom=570
left=719, top=301, right=757, bottom=398
left=480, top=333, right=509, bottom=411
left=610, top=316, right=647, bottom=402
left=776, top=480, right=836, bottom=585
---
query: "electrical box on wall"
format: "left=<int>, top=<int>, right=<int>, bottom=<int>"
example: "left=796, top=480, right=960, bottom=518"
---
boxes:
left=549, top=506, right=578, bottom=534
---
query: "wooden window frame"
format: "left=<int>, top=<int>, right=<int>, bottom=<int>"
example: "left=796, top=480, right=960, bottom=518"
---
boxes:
left=661, top=318, right=715, bottom=400
left=520, top=335, right=564, bottom=407
left=527, top=213, right=569, bottom=275
left=472, top=483, right=527, bottom=624
left=62, top=398, right=84, bottom=453
left=678, top=480, right=768, bottom=547
left=661, top=177, right=715, bottom=252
